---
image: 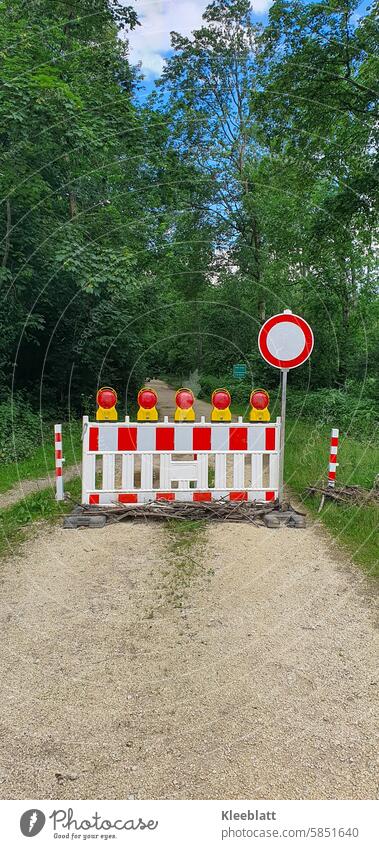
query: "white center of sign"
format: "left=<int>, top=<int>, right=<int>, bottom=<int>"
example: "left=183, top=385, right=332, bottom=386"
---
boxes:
left=266, top=321, right=305, bottom=360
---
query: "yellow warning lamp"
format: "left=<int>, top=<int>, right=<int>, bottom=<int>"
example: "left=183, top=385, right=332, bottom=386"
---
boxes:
left=250, top=388, right=270, bottom=422
left=137, top=387, right=158, bottom=421
left=174, top=388, right=195, bottom=422
left=211, top=388, right=232, bottom=422
left=96, top=387, right=118, bottom=421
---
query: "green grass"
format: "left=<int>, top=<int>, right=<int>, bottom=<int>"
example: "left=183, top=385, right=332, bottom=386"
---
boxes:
left=0, top=421, right=82, bottom=493
left=231, top=403, right=378, bottom=575
left=0, top=478, right=82, bottom=559
left=285, top=419, right=379, bottom=577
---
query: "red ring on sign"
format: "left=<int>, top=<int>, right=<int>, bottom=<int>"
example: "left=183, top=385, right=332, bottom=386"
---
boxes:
left=258, top=313, right=314, bottom=369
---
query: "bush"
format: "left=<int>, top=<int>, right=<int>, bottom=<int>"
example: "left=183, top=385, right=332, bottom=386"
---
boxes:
left=286, top=388, right=378, bottom=440
left=198, top=375, right=378, bottom=440
left=0, top=396, right=43, bottom=464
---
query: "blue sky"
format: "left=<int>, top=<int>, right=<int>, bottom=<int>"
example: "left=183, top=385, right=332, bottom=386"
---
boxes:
left=127, top=0, right=372, bottom=85
left=127, top=0, right=275, bottom=79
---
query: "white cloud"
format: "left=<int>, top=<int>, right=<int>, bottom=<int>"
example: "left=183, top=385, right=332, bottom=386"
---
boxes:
left=126, top=0, right=273, bottom=78
left=253, top=0, right=273, bottom=11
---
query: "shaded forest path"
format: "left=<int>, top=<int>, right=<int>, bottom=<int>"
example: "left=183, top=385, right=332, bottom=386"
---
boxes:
left=0, top=382, right=377, bottom=800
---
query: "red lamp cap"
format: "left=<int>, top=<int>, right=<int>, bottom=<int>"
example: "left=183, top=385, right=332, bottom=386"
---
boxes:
left=138, top=387, right=158, bottom=410
left=212, top=388, right=231, bottom=410
left=250, top=389, right=270, bottom=410
left=97, top=387, right=118, bottom=409
left=175, top=388, right=194, bottom=410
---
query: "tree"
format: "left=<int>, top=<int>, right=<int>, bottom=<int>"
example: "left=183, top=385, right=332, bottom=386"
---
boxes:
left=159, top=0, right=268, bottom=318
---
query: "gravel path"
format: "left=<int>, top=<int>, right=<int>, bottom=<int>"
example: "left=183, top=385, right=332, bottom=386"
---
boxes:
left=0, top=382, right=377, bottom=800
left=0, top=465, right=79, bottom=511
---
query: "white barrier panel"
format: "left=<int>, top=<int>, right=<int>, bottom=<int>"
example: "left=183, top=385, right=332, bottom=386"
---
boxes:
left=81, top=416, right=281, bottom=506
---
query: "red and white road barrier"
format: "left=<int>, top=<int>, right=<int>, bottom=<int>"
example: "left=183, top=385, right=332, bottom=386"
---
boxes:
left=328, top=428, right=339, bottom=488
left=81, top=415, right=281, bottom=506
left=54, top=424, right=64, bottom=501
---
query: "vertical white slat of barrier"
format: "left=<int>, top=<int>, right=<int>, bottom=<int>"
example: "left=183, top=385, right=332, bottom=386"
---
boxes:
left=251, top=454, right=263, bottom=492
left=141, top=454, right=153, bottom=493
left=102, top=453, right=115, bottom=500
left=233, top=454, right=245, bottom=490
left=269, top=453, right=280, bottom=494
left=82, top=416, right=96, bottom=504
left=122, top=415, right=134, bottom=492
left=215, top=454, right=226, bottom=490
left=160, top=454, right=171, bottom=490
left=197, top=453, right=209, bottom=489
left=121, top=455, right=134, bottom=490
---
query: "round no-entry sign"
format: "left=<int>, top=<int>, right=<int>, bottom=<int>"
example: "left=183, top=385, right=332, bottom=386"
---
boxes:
left=258, top=310, right=314, bottom=370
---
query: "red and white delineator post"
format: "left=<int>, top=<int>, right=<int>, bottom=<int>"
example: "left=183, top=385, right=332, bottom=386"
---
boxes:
left=328, top=428, right=339, bottom=487
left=81, top=415, right=281, bottom=506
left=54, top=424, right=64, bottom=501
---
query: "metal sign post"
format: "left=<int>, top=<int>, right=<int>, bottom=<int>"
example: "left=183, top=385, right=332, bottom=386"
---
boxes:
left=258, top=310, right=314, bottom=506
left=279, top=369, right=288, bottom=505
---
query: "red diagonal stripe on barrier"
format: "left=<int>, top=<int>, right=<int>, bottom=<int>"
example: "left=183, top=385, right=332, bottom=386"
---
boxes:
left=193, top=492, right=212, bottom=502
left=265, top=491, right=275, bottom=501
left=118, top=494, right=138, bottom=503
left=89, top=494, right=99, bottom=504
left=156, top=492, right=175, bottom=501
left=230, top=491, right=248, bottom=501
left=330, top=454, right=337, bottom=463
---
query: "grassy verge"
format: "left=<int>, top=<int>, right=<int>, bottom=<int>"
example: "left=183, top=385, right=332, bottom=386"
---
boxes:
left=231, top=402, right=378, bottom=575
left=0, top=478, right=81, bottom=560
left=0, top=421, right=82, bottom=493
left=285, top=419, right=378, bottom=577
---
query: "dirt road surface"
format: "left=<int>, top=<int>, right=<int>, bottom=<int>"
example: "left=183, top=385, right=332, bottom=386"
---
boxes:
left=0, top=382, right=377, bottom=799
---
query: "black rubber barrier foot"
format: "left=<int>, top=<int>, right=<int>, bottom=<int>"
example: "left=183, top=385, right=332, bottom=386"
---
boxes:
left=264, top=511, right=306, bottom=529
left=63, top=515, right=107, bottom=529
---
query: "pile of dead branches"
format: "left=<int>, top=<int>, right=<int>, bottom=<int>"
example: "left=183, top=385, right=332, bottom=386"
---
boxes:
left=78, top=498, right=284, bottom=525
left=307, top=484, right=379, bottom=507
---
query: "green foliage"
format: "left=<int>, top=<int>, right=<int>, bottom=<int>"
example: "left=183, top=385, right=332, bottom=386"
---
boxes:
left=285, top=388, right=379, bottom=440
left=0, top=419, right=82, bottom=492
left=0, top=396, right=42, bottom=463
left=198, top=373, right=378, bottom=442
left=0, top=0, right=377, bottom=468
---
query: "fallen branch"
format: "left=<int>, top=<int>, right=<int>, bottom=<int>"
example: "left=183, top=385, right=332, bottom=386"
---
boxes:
left=77, top=499, right=281, bottom=525
left=307, top=484, right=379, bottom=507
